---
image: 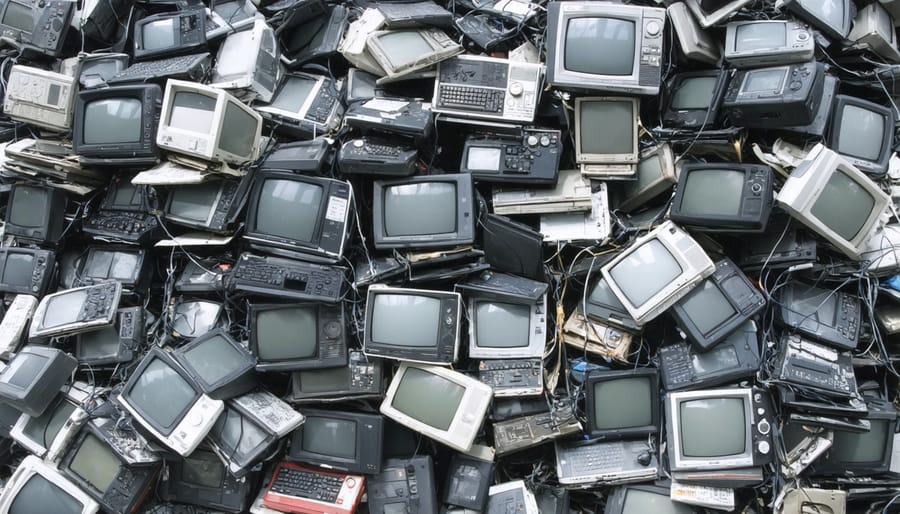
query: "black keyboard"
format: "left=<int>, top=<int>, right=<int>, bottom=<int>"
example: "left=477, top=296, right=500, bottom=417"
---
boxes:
left=109, top=53, right=210, bottom=84
left=271, top=467, right=343, bottom=503
left=438, top=85, right=504, bottom=113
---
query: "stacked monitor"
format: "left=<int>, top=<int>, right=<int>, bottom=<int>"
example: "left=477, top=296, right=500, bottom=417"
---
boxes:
left=827, top=95, right=896, bottom=177
left=585, top=369, right=659, bottom=440
left=4, top=185, right=67, bottom=245
left=250, top=302, right=347, bottom=372
left=574, top=97, right=639, bottom=177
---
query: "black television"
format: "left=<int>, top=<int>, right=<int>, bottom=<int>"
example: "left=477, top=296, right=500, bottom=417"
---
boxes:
left=827, top=95, right=896, bottom=177
left=663, top=70, right=729, bottom=129
left=0, top=247, right=56, bottom=297
left=249, top=302, right=347, bottom=372
left=288, top=408, right=384, bottom=474
left=160, top=448, right=255, bottom=513
left=812, top=398, right=899, bottom=476
left=0, top=346, right=77, bottom=418
left=172, top=328, right=257, bottom=400
left=4, top=184, right=67, bottom=245
left=585, top=368, right=659, bottom=440
left=670, top=163, right=774, bottom=232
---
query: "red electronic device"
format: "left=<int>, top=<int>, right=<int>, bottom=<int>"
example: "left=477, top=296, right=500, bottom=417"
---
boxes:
left=263, top=461, right=365, bottom=514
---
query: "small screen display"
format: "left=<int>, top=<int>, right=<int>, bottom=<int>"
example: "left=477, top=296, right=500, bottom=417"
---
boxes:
left=167, top=182, right=220, bottom=224
left=127, top=357, right=198, bottom=429
left=609, top=239, right=683, bottom=307
left=691, top=344, right=740, bottom=373
left=680, top=169, right=745, bottom=217
left=2, top=2, right=33, bottom=32
left=269, top=76, right=317, bottom=113
left=371, top=294, right=440, bottom=347
left=786, top=285, right=838, bottom=327
left=78, top=326, right=121, bottom=360
left=84, top=98, right=142, bottom=145
left=69, top=433, right=120, bottom=493
left=142, top=18, right=177, bottom=49
left=2, top=253, right=33, bottom=288
left=589, top=278, right=628, bottom=311
left=300, top=367, right=350, bottom=392
left=837, top=104, right=886, bottom=161
left=183, top=453, right=225, bottom=488
left=671, top=76, right=718, bottom=110
left=254, top=179, right=323, bottom=244
left=9, top=187, right=47, bottom=228
left=592, top=377, right=652, bottom=430
left=475, top=301, right=530, bottom=348
left=84, top=250, right=140, bottom=282
left=384, top=182, right=457, bottom=237
left=256, top=306, right=317, bottom=361
left=467, top=147, right=502, bottom=171
left=680, top=281, right=737, bottom=335
left=579, top=100, right=635, bottom=156
left=797, top=0, right=845, bottom=32
left=565, top=18, right=635, bottom=76
left=392, top=366, right=464, bottom=431
left=183, top=334, right=244, bottom=386
left=169, top=91, right=216, bottom=133
left=301, top=416, right=357, bottom=458
left=680, top=397, right=746, bottom=457
left=826, top=419, right=889, bottom=464
left=172, top=301, right=221, bottom=338
left=9, top=475, right=83, bottom=514
left=212, top=409, right=268, bottom=461
left=376, top=31, right=434, bottom=69
left=741, top=69, right=787, bottom=93
left=735, top=23, right=787, bottom=52
left=219, top=102, right=256, bottom=158
left=111, top=182, right=142, bottom=209
left=809, top=170, right=876, bottom=241
left=42, top=291, right=87, bottom=329
left=2, top=354, right=47, bottom=388
left=23, top=397, right=76, bottom=448
left=622, top=489, right=694, bottom=514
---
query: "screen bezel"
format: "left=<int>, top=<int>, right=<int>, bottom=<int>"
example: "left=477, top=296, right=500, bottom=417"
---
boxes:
left=133, top=10, right=206, bottom=60
left=60, top=423, right=132, bottom=507
left=585, top=368, right=659, bottom=439
left=574, top=97, right=640, bottom=167
left=163, top=180, right=230, bottom=231
left=253, top=72, right=323, bottom=121
left=288, top=409, right=383, bottom=474
left=0, top=346, right=69, bottom=415
left=827, top=95, right=895, bottom=177
left=0, top=455, right=99, bottom=514
left=72, top=84, right=161, bottom=162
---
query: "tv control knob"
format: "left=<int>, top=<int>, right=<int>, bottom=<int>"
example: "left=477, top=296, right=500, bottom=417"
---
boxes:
left=646, top=21, right=661, bottom=36
left=346, top=477, right=356, bottom=488
left=353, top=139, right=364, bottom=148
left=757, top=419, right=770, bottom=435
left=526, top=135, right=538, bottom=147
left=540, top=135, right=551, bottom=146
left=324, top=321, right=342, bottom=338
left=509, top=82, right=523, bottom=97
left=758, top=441, right=770, bottom=455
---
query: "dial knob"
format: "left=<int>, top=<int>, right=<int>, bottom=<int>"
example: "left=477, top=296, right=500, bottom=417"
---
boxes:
left=509, top=82, right=524, bottom=97
left=527, top=135, right=539, bottom=147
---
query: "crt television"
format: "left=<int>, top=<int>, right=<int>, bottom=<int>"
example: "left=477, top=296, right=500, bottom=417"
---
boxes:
left=249, top=302, right=347, bottom=372
left=584, top=277, right=642, bottom=333
left=78, top=246, right=148, bottom=291
left=10, top=384, right=92, bottom=460
left=380, top=362, right=493, bottom=452
left=365, top=28, right=463, bottom=83
left=4, top=184, right=67, bottom=245
left=618, top=144, right=677, bottom=214
left=669, top=163, right=774, bottom=232
left=372, top=174, right=476, bottom=250
left=546, top=2, right=666, bottom=95
left=827, top=95, right=896, bottom=177
left=585, top=369, right=659, bottom=440
left=172, top=328, right=257, bottom=400
left=663, top=70, right=729, bottom=129
left=133, top=10, right=207, bottom=61
left=724, top=20, right=815, bottom=68
left=289, top=409, right=384, bottom=474
left=779, top=0, right=852, bottom=41
left=0, top=455, right=99, bottom=513
left=776, top=144, right=890, bottom=260
left=812, top=398, right=898, bottom=476
left=75, top=307, right=143, bottom=367
left=0, top=247, right=56, bottom=297
left=604, top=483, right=696, bottom=514
left=161, top=448, right=254, bottom=513
left=0, top=345, right=77, bottom=418
left=575, top=97, right=639, bottom=176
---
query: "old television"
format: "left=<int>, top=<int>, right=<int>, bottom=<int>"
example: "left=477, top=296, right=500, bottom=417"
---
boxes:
left=665, top=387, right=774, bottom=472
left=670, top=258, right=767, bottom=351
left=364, top=286, right=462, bottom=365
left=0, top=247, right=56, bottom=297
left=3, top=65, right=76, bottom=132
left=156, top=79, right=263, bottom=165
left=779, top=0, right=853, bottom=41
left=249, top=302, right=347, bottom=372
left=0, top=346, right=77, bottom=417
left=289, top=409, right=384, bottom=474
left=546, top=2, right=666, bottom=95
left=75, top=307, right=143, bottom=367
left=29, top=282, right=122, bottom=340
left=98, top=176, right=151, bottom=213
left=289, top=351, right=384, bottom=402
left=160, top=448, right=254, bottom=513
left=117, top=347, right=224, bottom=456
left=812, top=399, right=898, bottom=476
left=827, top=95, right=895, bottom=177
left=776, top=281, right=860, bottom=351
left=209, top=19, right=281, bottom=103
left=72, top=84, right=163, bottom=167
left=163, top=179, right=245, bottom=234
left=172, top=329, right=257, bottom=400
left=663, top=71, right=728, bottom=129
left=618, top=144, right=677, bottom=214
left=253, top=72, right=344, bottom=137
left=373, top=174, right=476, bottom=250
left=243, top=171, right=352, bottom=263
left=133, top=10, right=207, bottom=61
left=78, top=246, right=148, bottom=291
left=724, top=20, right=815, bottom=68
left=10, top=384, right=91, bottom=460
left=0, top=455, right=99, bottom=513
left=601, top=221, right=715, bottom=325
left=776, top=144, right=890, bottom=260
left=4, top=184, right=67, bottom=245
left=481, top=213, right=545, bottom=282
left=670, top=163, right=774, bottom=232
left=575, top=97, right=639, bottom=177
left=845, top=2, right=900, bottom=63
left=584, top=277, right=642, bottom=333
left=380, top=362, right=493, bottom=452
left=170, top=299, right=224, bottom=339
left=206, top=0, right=263, bottom=40
left=281, top=4, right=348, bottom=66
left=604, top=484, right=696, bottom=514
left=684, top=0, right=753, bottom=27
left=365, top=28, right=462, bottom=83
left=74, top=53, right=129, bottom=89
left=585, top=369, right=659, bottom=440
left=0, top=0, right=73, bottom=57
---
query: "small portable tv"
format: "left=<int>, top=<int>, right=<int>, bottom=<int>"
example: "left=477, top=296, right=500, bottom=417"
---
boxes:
left=173, top=328, right=257, bottom=400
left=4, top=184, right=67, bottom=245
left=249, top=302, right=347, bottom=372
left=244, top=171, right=353, bottom=263
left=670, top=163, right=774, bottom=232
left=281, top=4, right=349, bottom=66
left=585, top=368, right=659, bottom=440
left=776, top=281, right=861, bottom=351
left=601, top=221, right=715, bottom=325
left=776, top=144, right=890, bottom=260
left=365, top=28, right=463, bottom=83
left=0, top=455, right=99, bottom=514
left=684, top=0, right=753, bottom=28
left=724, top=20, right=815, bottom=68
left=289, top=409, right=384, bottom=474
left=3, top=65, right=76, bottom=132
left=209, top=19, right=281, bottom=103
left=618, top=144, right=677, bottom=214
left=10, top=384, right=91, bottom=460
left=812, top=398, right=899, bottom=476
left=845, top=2, right=900, bottom=63
left=75, top=307, right=142, bottom=367
left=663, top=71, right=729, bottom=129
left=0, top=247, right=56, bottom=297
left=133, top=10, right=207, bottom=61
left=546, top=2, right=666, bottom=95
left=290, top=351, right=384, bottom=402
left=72, top=84, right=163, bottom=167
left=117, top=347, right=224, bottom=456
left=30, top=282, right=123, bottom=340
left=78, top=246, right=148, bottom=291
left=372, top=174, right=476, bottom=250
left=380, top=362, right=493, bottom=452
left=163, top=178, right=249, bottom=234
left=721, top=60, right=825, bottom=128
left=604, top=483, right=695, bottom=514
left=575, top=97, right=640, bottom=177
left=0, top=346, right=77, bottom=417
left=364, top=286, right=462, bottom=365
left=161, top=448, right=255, bottom=513
left=253, top=72, right=344, bottom=138
left=156, top=79, right=263, bottom=165
left=778, top=0, right=853, bottom=41
left=0, top=0, right=73, bottom=57
left=584, top=277, right=642, bottom=333
left=827, top=95, right=896, bottom=177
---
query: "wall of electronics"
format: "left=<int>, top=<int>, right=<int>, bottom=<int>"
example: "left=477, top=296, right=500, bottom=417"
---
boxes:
left=0, top=0, right=898, bottom=513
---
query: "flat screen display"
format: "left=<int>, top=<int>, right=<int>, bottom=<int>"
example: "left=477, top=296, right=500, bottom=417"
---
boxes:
left=2, top=253, right=33, bottom=288
left=376, top=31, right=434, bottom=69
left=84, top=99, right=142, bottom=144
left=680, top=169, right=745, bottom=217
left=565, top=17, right=635, bottom=75
left=256, top=306, right=317, bottom=361
left=474, top=301, right=530, bottom=348
left=391, top=367, right=464, bottom=431
left=741, top=69, right=786, bottom=93
left=608, top=239, right=682, bottom=307
left=254, top=179, right=323, bottom=243
left=69, top=433, right=120, bottom=493
left=142, top=18, right=176, bottom=49
left=383, top=183, right=457, bottom=237
left=127, top=357, right=198, bottom=429
left=679, top=397, right=746, bottom=457
left=809, top=170, right=876, bottom=241
left=680, top=281, right=737, bottom=334
left=168, top=182, right=219, bottom=223
left=9, top=475, right=83, bottom=514
left=467, top=147, right=502, bottom=171
left=837, top=104, right=885, bottom=161
left=42, top=291, right=87, bottom=329
left=671, top=77, right=717, bottom=110
left=301, top=416, right=356, bottom=458
left=371, top=294, right=440, bottom=347
left=735, top=23, right=786, bottom=51
left=183, top=334, right=244, bottom=385
left=9, top=187, right=47, bottom=228
left=579, top=100, right=634, bottom=155
left=169, top=91, right=216, bottom=133
left=592, top=377, right=652, bottom=430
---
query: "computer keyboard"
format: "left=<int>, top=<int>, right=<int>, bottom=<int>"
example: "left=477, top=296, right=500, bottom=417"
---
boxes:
left=437, top=85, right=505, bottom=113
left=108, top=53, right=210, bottom=84
left=270, top=466, right=343, bottom=503
left=567, top=442, right=625, bottom=474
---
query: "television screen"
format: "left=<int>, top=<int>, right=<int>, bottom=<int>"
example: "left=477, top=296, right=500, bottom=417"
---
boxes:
left=9, top=187, right=48, bottom=228
left=621, top=489, right=693, bottom=514
left=212, top=409, right=268, bottom=459
left=371, top=294, right=440, bottom=348
left=1, top=354, right=48, bottom=389
left=68, top=433, right=120, bottom=493
left=2, top=2, right=33, bottom=32
left=608, top=240, right=682, bottom=307
left=671, top=77, right=717, bottom=110
left=111, top=182, right=142, bottom=209
left=269, top=76, right=317, bottom=113
left=77, top=326, right=121, bottom=360
left=298, top=367, right=349, bottom=392
left=383, top=183, right=457, bottom=237
left=128, top=357, right=199, bottom=429
left=219, top=102, right=256, bottom=157
left=8, top=475, right=84, bottom=514
left=680, top=169, right=744, bottom=216
left=796, top=0, right=845, bottom=31
left=743, top=69, right=786, bottom=93
left=735, top=23, right=786, bottom=52
left=41, top=290, right=87, bottom=328
left=167, top=183, right=219, bottom=223
left=183, top=452, right=225, bottom=488
left=142, top=18, right=176, bottom=49
left=376, top=31, right=433, bottom=69
left=84, top=98, right=142, bottom=144
left=84, top=250, right=140, bottom=282
left=679, top=281, right=736, bottom=334
left=172, top=301, right=221, bottom=338
left=679, top=397, right=746, bottom=457
left=809, top=170, right=876, bottom=241
left=254, top=179, right=323, bottom=243
left=181, top=334, right=245, bottom=385
left=169, top=91, right=216, bottom=133
left=391, top=366, right=464, bottom=430
left=22, top=397, right=75, bottom=448
left=579, top=100, right=634, bottom=154
left=474, top=301, right=530, bottom=348
left=2, top=253, right=33, bottom=288
left=836, top=104, right=886, bottom=162
left=565, top=18, right=634, bottom=75
left=824, top=419, right=890, bottom=464
left=592, top=377, right=652, bottom=431
left=588, top=278, right=630, bottom=313
left=256, top=306, right=317, bottom=360
left=301, top=416, right=356, bottom=459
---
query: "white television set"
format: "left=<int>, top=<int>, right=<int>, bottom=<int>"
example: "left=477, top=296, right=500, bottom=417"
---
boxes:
left=0, top=455, right=99, bottom=513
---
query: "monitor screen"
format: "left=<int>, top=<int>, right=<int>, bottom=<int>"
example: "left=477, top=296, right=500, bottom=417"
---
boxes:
left=2, top=253, right=34, bottom=288
left=565, top=17, right=634, bottom=75
left=742, top=68, right=786, bottom=93
left=796, top=0, right=845, bottom=31
left=169, top=91, right=216, bottom=133
left=22, top=397, right=76, bottom=448
left=474, top=301, right=530, bottom=348
left=2, top=2, right=33, bottom=32
left=142, top=18, right=176, bottom=50
left=692, top=344, right=740, bottom=372
left=269, top=76, right=317, bottom=113
left=809, top=170, right=876, bottom=241
left=371, top=294, right=440, bottom=348
left=84, top=98, right=142, bottom=144
left=299, top=367, right=349, bottom=392
left=680, top=281, right=736, bottom=334
left=254, top=179, right=323, bottom=243
left=383, top=183, right=457, bottom=237
left=392, top=366, right=464, bottom=430
left=622, top=489, right=694, bottom=514
left=680, top=169, right=744, bottom=217
left=301, top=415, right=356, bottom=458
left=579, top=100, right=634, bottom=155
left=2, top=354, right=48, bottom=389
left=376, top=31, right=434, bottom=69
left=836, top=104, right=886, bottom=161
left=219, top=102, right=256, bottom=157
left=608, top=239, right=682, bottom=307
left=213, top=409, right=268, bottom=460
left=68, top=433, right=120, bottom=493
left=84, top=250, right=140, bottom=282
left=467, top=147, right=502, bottom=170
left=9, top=475, right=84, bottom=514
left=182, top=452, right=226, bottom=488
left=182, top=334, right=244, bottom=385
left=679, top=397, right=746, bottom=457
left=589, top=278, right=628, bottom=310
left=9, top=187, right=48, bottom=228
left=825, top=419, right=889, bottom=464
left=110, top=182, right=142, bottom=209
left=592, top=377, right=652, bottom=430
left=256, top=306, right=317, bottom=361
left=127, top=357, right=199, bottom=429
left=168, top=183, right=219, bottom=223
left=735, top=23, right=786, bottom=52
left=41, top=291, right=87, bottom=329
left=77, top=326, right=121, bottom=360
left=671, top=77, right=717, bottom=110
left=172, top=301, right=221, bottom=338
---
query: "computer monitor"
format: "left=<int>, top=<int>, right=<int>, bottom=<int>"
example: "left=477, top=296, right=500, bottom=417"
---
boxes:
left=663, top=71, right=729, bottom=129
left=117, top=347, right=224, bottom=456
left=827, top=95, right=895, bottom=177
left=780, top=0, right=852, bottom=41
left=601, top=220, right=715, bottom=325
left=156, top=79, right=263, bottom=165
left=78, top=246, right=148, bottom=291
left=812, top=398, right=898, bottom=476
left=163, top=179, right=245, bottom=234
left=4, top=184, right=67, bottom=245
left=243, top=171, right=353, bottom=263
left=776, top=144, right=890, bottom=260
left=365, top=28, right=462, bottom=83
left=604, top=484, right=695, bottom=514
left=845, top=2, right=900, bottom=63
left=289, top=409, right=384, bottom=474
left=618, top=144, right=677, bottom=214
left=0, top=346, right=77, bottom=418
left=0, top=455, right=99, bottom=513
left=575, top=97, right=639, bottom=176
left=161, top=447, right=254, bottom=513
left=72, top=84, right=162, bottom=167
left=724, top=20, right=815, bottom=68
left=170, top=299, right=224, bottom=339
left=364, top=286, right=461, bottom=365
left=133, top=10, right=207, bottom=61
left=0, top=247, right=56, bottom=297
left=172, top=329, right=257, bottom=400
left=380, top=362, right=492, bottom=452
left=585, top=369, right=659, bottom=440
left=208, top=19, right=281, bottom=103
left=546, top=2, right=665, bottom=95
left=665, top=387, right=774, bottom=472
left=684, top=0, right=753, bottom=28
left=10, top=384, right=91, bottom=460
left=670, top=163, right=774, bottom=232
left=372, top=174, right=476, bottom=250
left=584, top=277, right=642, bottom=333
left=249, top=302, right=347, bottom=372
left=75, top=307, right=142, bottom=367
